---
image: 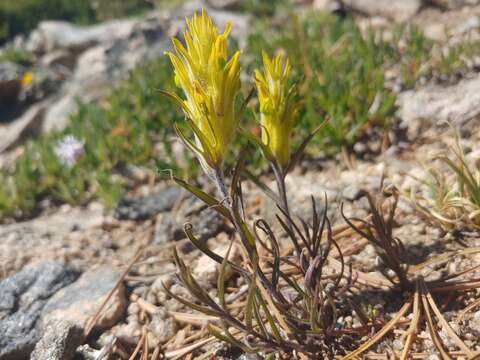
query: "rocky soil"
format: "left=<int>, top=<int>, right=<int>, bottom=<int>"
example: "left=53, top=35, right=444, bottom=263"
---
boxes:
left=3, top=0, right=480, bottom=359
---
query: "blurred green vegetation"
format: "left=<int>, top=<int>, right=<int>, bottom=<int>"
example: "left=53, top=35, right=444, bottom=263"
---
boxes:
left=0, top=0, right=153, bottom=43
left=246, top=14, right=478, bottom=153
left=0, top=58, right=193, bottom=218
left=0, top=48, right=34, bottom=65
left=246, top=13, right=397, bottom=153
left=1, top=10, right=479, bottom=220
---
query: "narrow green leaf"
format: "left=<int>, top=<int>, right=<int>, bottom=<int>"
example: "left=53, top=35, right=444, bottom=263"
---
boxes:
left=286, top=121, right=328, bottom=174
left=218, top=241, right=233, bottom=310
left=257, top=292, right=282, bottom=343
left=183, top=224, right=249, bottom=277
left=245, top=262, right=258, bottom=330
left=239, top=127, right=275, bottom=163
left=162, top=281, right=220, bottom=318
left=172, top=176, right=232, bottom=220
left=244, top=169, right=282, bottom=205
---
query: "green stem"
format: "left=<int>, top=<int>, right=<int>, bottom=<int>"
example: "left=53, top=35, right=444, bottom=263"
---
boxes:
left=272, top=163, right=292, bottom=224
left=212, top=166, right=230, bottom=206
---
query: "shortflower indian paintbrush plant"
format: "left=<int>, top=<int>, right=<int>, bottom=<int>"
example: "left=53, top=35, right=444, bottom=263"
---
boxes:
left=247, top=51, right=320, bottom=219
left=161, top=10, right=355, bottom=359
left=254, top=51, right=301, bottom=169
left=163, top=10, right=241, bottom=176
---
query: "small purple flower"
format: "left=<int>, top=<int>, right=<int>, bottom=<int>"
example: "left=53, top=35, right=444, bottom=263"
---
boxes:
left=54, top=135, right=85, bottom=167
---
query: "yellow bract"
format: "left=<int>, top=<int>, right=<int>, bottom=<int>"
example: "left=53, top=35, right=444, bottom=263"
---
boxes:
left=165, top=10, right=241, bottom=170
left=255, top=52, right=300, bottom=168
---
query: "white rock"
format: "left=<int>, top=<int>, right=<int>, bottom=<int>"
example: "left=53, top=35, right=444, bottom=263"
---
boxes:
left=26, top=19, right=138, bottom=53
left=193, top=243, right=236, bottom=286
left=398, top=75, right=480, bottom=128
left=343, top=0, right=421, bottom=22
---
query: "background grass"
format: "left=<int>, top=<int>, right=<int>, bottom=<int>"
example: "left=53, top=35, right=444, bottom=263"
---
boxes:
left=1, top=9, right=479, bottom=220
left=0, top=59, right=192, bottom=218
left=0, top=0, right=156, bottom=44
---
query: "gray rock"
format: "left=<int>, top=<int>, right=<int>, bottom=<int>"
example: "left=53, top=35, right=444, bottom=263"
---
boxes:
left=0, top=205, right=104, bottom=279
left=0, top=262, right=79, bottom=360
left=206, top=0, right=241, bottom=9
left=41, top=266, right=126, bottom=331
left=236, top=354, right=262, bottom=360
left=115, top=187, right=183, bottom=220
left=40, top=50, right=76, bottom=70
left=0, top=100, right=49, bottom=153
left=343, top=0, right=421, bottom=22
left=342, top=184, right=364, bottom=201
left=0, top=62, right=23, bottom=108
left=398, top=75, right=480, bottom=135
left=146, top=307, right=177, bottom=344
left=41, top=15, right=170, bottom=133
left=25, top=19, right=138, bottom=54
left=153, top=212, right=177, bottom=244
left=179, top=197, right=225, bottom=241
left=30, top=320, right=82, bottom=360
left=153, top=196, right=226, bottom=245
left=69, top=17, right=169, bottom=102
left=313, top=0, right=344, bottom=12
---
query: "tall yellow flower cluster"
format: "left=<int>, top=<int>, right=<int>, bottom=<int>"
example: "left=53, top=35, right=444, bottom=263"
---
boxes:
left=165, top=10, right=302, bottom=175
left=255, top=52, right=301, bottom=169
left=164, top=10, right=241, bottom=171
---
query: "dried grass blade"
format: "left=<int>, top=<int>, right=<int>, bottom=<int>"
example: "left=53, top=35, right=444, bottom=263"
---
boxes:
left=329, top=257, right=393, bottom=290
left=410, top=248, right=480, bottom=274
left=431, top=279, right=480, bottom=293
left=128, top=325, right=147, bottom=360
left=245, top=263, right=258, bottom=329
left=218, top=242, right=234, bottom=310
left=342, top=298, right=412, bottom=360
left=423, top=281, right=474, bottom=357
left=170, top=311, right=219, bottom=325
left=164, top=336, right=216, bottom=359
left=257, top=289, right=283, bottom=343
left=457, top=298, right=480, bottom=324
left=400, top=282, right=420, bottom=360
left=420, top=280, right=452, bottom=360
left=85, top=250, right=142, bottom=337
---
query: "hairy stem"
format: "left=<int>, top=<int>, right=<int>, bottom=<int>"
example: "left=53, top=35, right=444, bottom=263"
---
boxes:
left=211, top=165, right=288, bottom=305
left=212, top=166, right=230, bottom=206
left=272, top=163, right=293, bottom=230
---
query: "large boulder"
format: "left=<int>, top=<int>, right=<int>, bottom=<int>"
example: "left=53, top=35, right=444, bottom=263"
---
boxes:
left=41, top=15, right=170, bottom=133
left=0, top=262, right=126, bottom=360
left=0, top=262, right=79, bottom=360
left=25, top=19, right=138, bottom=54
left=398, top=75, right=480, bottom=136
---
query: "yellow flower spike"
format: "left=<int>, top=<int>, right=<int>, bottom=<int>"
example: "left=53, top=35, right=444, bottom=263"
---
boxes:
left=164, top=10, right=241, bottom=172
left=255, top=51, right=301, bottom=169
